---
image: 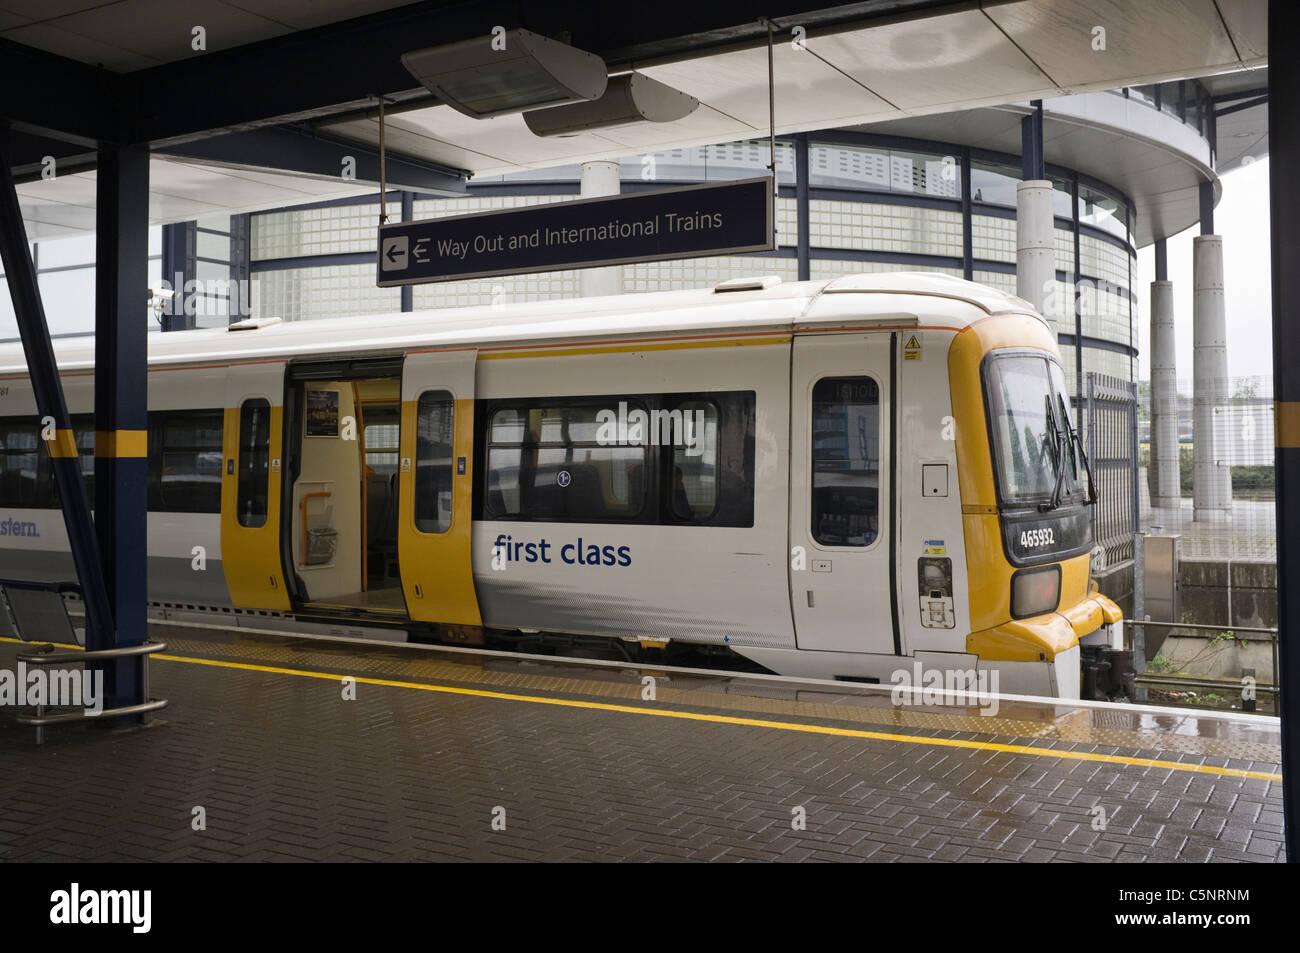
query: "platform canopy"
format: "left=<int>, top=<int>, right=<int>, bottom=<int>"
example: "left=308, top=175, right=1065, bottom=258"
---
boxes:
left=1, top=0, right=1268, bottom=241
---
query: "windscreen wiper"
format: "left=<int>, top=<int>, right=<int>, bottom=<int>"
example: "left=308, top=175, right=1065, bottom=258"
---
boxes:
left=1059, top=394, right=1097, bottom=505
left=1041, top=394, right=1067, bottom=512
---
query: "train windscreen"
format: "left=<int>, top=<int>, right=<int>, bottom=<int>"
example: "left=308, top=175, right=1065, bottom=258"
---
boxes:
left=983, top=353, right=1085, bottom=508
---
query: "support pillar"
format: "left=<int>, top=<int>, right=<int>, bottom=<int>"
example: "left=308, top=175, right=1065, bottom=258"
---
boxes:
left=0, top=127, right=116, bottom=685
left=400, top=191, right=413, bottom=312
left=1192, top=233, right=1231, bottom=520
left=795, top=134, right=810, bottom=282
left=1267, top=0, right=1300, bottom=860
left=1150, top=237, right=1180, bottom=506
left=229, top=212, right=251, bottom=323
left=1016, top=180, right=1056, bottom=323
left=579, top=161, right=622, bottom=298
left=94, top=141, right=150, bottom=710
left=159, top=220, right=195, bottom=331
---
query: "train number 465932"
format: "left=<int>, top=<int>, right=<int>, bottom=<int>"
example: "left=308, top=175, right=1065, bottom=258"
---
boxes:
left=1020, top=528, right=1056, bottom=548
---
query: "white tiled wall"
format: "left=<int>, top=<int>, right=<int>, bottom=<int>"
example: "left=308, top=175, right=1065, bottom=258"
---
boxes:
left=253, top=264, right=400, bottom=321
left=810, top=201, right=961, bottom=256
left=812, top=260, right=961, bottom=280
left=971, top=215, right=1015, bottom=264
left=252, top=204, right=378, bottom=260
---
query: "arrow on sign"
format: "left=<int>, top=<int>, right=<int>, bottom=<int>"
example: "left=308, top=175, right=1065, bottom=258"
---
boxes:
left=380, top=236, right=408, bottom=272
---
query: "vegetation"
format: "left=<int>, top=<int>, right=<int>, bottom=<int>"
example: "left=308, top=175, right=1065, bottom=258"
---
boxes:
left=1172, top=446, right=1274, bottom=500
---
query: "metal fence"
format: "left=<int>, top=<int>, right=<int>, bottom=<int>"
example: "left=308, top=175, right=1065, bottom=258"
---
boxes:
left=1136, top=375, right=1277, bottom=559
left=1085, top=372, right=1139, bottom=566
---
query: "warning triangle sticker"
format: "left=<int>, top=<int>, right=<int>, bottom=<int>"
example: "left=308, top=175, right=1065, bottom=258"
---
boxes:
left=904, top=335, right=920, bottom=349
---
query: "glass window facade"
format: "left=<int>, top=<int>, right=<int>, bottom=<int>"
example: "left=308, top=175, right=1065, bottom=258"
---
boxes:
left=810, top=143, right=959, bottom=198
left=235, top=130, right=1140, bottom=413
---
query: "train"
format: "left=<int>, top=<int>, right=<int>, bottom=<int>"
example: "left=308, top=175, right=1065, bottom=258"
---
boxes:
left=0, top=271, right=1126, bottom=699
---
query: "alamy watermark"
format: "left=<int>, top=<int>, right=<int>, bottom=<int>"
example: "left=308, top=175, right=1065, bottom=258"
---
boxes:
left=50, top=884, right=150, bottom=933
left=0, top=662, right=103, bottom=714
left=890, top=662, right=1000, bottom=716
left=1040, top=277, right=1129, bottom=322
left=594, top=401, right=707, bottom=455
left=149, top=273, right=256, bottom=321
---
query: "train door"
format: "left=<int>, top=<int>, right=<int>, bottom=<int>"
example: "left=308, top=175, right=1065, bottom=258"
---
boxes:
left=398, top=350, right=481, bottom=627
left=789, top=332, right=897, bottom=654
left=220, top=361, right=290, bottom=610
left=284, top=361, right=406, bottom=617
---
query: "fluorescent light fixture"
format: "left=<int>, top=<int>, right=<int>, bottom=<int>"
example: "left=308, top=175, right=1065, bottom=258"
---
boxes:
left=523, top=72, right=699, bottom=137
left=402, top=28, right=607, bottom=119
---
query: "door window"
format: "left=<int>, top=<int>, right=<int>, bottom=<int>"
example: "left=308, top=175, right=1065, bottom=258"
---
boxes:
left=236, top=398, right=271, bottom=528
left=415, top=390, right=454, bottom=533
left=810, top=376, right=880, bottom=546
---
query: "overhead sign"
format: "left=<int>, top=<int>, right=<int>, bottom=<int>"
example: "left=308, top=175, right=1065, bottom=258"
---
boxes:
left=376, top=177, right=775, bottom=286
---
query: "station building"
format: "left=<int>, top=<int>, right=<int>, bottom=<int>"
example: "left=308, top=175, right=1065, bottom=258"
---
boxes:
left=0, top=73, right=1266, bottom=610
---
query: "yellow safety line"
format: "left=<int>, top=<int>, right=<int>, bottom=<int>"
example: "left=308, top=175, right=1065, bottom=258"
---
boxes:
left=138, top=650, right=1280, bottom=782
left=0, top=634, right=1282, bottom=780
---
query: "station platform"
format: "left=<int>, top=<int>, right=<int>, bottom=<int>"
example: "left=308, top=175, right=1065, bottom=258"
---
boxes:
left=0, top=624, right=1285, bottom=863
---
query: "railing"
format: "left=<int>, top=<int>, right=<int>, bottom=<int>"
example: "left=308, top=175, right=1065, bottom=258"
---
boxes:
left=1122, top=618, right=1279, bottom=711
left=17, top=641, right=168, bottom=744
left=1, top=577, right=168, bottom=744
left=1086, top=372, right=1139, bottom=567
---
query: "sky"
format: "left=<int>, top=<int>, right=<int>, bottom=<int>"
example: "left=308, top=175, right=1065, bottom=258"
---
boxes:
left=1133, top=157, right=1272, bottom=385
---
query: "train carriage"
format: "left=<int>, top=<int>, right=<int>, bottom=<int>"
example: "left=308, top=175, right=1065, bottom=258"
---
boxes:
left=0, top=272, right=1124, bottom=698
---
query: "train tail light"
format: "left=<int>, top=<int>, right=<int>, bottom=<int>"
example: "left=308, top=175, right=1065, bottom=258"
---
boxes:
left=1010, top=565, right=1061, bottom=619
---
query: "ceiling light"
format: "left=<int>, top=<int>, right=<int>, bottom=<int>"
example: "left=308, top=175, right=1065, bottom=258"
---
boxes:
left=523, top=72, right=699, bottom=137
left=402, top=28, right=607, bottom=119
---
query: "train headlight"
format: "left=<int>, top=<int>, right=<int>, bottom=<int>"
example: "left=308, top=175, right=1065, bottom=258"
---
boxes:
left=1010, top=565, right=1061, bottom=619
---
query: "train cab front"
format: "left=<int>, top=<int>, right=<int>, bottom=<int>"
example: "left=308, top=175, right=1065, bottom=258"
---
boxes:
left=948, top=312, right=1126, bottom=701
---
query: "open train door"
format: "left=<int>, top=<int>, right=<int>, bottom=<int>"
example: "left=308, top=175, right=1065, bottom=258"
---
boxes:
left=398, top=349, right=482, bottom=627
left=220, top=360, right=290, bottom=611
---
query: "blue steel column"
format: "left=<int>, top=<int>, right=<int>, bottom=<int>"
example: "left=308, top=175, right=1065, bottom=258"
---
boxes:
left=229, top=213, right=251, bottom=322
left=795, top=134, right=809, bottom=282
left=1268, top=0, right=1299, bottom=861
left=1020, top=100, right=1044, bottom=180
left=960, top=146, right=973, bottom=281
left=94, top=141, right=149, bottom=709
left=1071, top=175, right=1083, bottom=405
left=400, top=191, right=414, bottom=312
left=0, top=127, right=116, bottom=663
left=159, top=221, right=195, bottom=331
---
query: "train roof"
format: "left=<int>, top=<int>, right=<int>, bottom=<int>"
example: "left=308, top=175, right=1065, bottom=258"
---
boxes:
left=0, top=272, right=1040, bottom=374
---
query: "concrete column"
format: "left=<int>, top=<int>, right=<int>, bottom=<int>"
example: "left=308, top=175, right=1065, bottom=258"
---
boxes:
left=1016, top=179, right=1056, bottom=326
left=579, top=161, right=622, bottom=298
left=1192, top=234, right=1231, bottom=520
left=1149, top=279, right=1180, bottom=506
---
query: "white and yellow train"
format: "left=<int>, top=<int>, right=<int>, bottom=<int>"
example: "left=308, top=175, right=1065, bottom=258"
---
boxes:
left=0, top=272, right=1124, bottom=698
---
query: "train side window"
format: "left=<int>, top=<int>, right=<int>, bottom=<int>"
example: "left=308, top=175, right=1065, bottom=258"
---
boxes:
left=236, top=398, right=271, bottom=528
left=669, top=399, right=719, bottom=522
left=811, top=376, right=880, bottom=546
left=160, top=411, right=224, bottom=513
left=0, top=421, right=41, bottom=508
left=485, top=402, right=648, bottom=522
left=414, top=390, right=454, bottom=534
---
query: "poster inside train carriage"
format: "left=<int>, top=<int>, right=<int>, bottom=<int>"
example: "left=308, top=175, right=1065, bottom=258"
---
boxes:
left=305, top=388, right=340, bottom=437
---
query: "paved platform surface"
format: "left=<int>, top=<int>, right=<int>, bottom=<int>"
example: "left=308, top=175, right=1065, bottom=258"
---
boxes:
left=0, top=625, right=1285, bottom=862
